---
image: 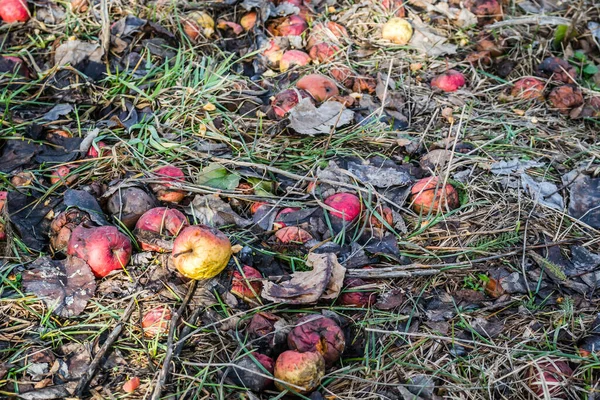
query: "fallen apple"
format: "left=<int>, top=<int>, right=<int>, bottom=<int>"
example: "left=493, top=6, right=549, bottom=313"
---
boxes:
left=274, top=226, right=313, bottom=244
left=217, top=20, right=244, bottom=36
left=70, top=0, right=89, bottom=13
left=262, top=39, right=286, bottom=69
left=510, top=77, right=545, bottom=100
left=536, top=56, right=576, bottom=84
left=0, top=191, right=7, bottom=212
left=182, top=11, right=215, bottom=40
left=106, top=186, right=158, bottom=229
left=548, top=84, right=584, bottom=114
left=527, top=359, right=573, bottom=397
left=367, top=205, right=394, bottom=229
left=273, top=207, right=301, bottom=229
left=271, top=88, right=311, bottom=119
left=0, top=0, right=29, bottom=23
left=467, top=0, right=502, bottom=25
left=280, top=50, right=311, bottom=72
left=172, top=225, right=232, bottom=280
left=274, top=350, right=325, bottom=394
left=307, top=21, right=348, bottom=50
left=287, top=315, right=345, bottom=366
left=431, top=70, right=466, bottom=92
left=141, top=306, right=172, bottom=338
left=49, top=209, right=92, bottom=252
left=230, top=353, right=275, bottom=392
left=308, top=42, right=340, bottom=63
left=381, top=17, right=413, bottom=45
left=240, top=11, right=257, bottom=31
left=134, top=207, right=189, bottom=252
left=338, top=277, right=377, bottom=307
left=150, top=165, right=186, bottom=203
left=268, top=15, right=307, bottom=37
left=231, top=265, right=263, bottom=300
left=122, top=377, right=140, bottom=393
left=296, top=74, right=339, bottom=102
left=86, top=141, right=107, bottom=158
left=67, top=225, right=132, bottom=278
left=49, top=165, right=77, bottom=186
left=1, top=56, right=29, bottom=77
left=11, top=171, right=34, bottom=187
left=330, top=66, right=354, bottom=87
left=324, top=192, right=362, bottom=222
left=410, top=176, right=459, bottom=214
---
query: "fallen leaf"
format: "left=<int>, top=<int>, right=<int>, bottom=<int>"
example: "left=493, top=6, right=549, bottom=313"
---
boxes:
left=566, top=174, right=600, bottom=228
left=313, top=253, right=346, bottom=300
left=54, top=40, right=104, bottom=67
left=420, top=149, right=453, bottom=171
left=489, top=159, right=544, bottom=175
left=18, top=385, right=70, bottom=400
left=196, top=163, right=241, bottom=190
left=520, top=173, right=564, bottom=210
left=185, top=194, right=252, bottom=228
left=346, top=159, right=414, bottom=188
left=42, top=104, right=74, bottom=121
left=288, top=98, right=354, bottom=135
left=22, top=256, right=96, bottom=317
left=409, top=17, right=457, bottom=57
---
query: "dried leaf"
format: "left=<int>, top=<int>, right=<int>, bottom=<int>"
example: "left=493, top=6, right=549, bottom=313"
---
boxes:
left=22, top=257, right=96, bottom=318
left=185, top=194, right=252, bottom=228
left=18, top=385, right=70, bottom=400
left=54, top=40, right=104, bottom=67
left=409, top=18, right=457, bottom=57
left=489, top=159, right=544, bottom=175
left=288, top=98, right=354, bottom=135
left=520, top=173, right=564, bottom=210
left=566, top=175, right=600, bottom=228
left=42, top=104, right=73, bottom=121
left=315, top=253, right=346, bottom=300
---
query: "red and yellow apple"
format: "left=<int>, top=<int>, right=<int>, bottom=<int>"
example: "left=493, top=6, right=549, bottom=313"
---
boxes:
left=296, top=74, right=339, bottom=102
left=231, top=265, right=263, bottom=300
left=287, top=315, right=345, bottom=366
left=274, top=350, right=325, bottom=394
left=410, top=177, right=459, bottom=214
left=150, top=165, right=186, bottom=204
left=134, top=207, right=188, bottom=252
left=0, top=0, right=29, bottom=23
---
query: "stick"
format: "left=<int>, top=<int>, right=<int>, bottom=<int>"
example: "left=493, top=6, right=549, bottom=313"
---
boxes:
left=150, top=280, right=198, bottom=400
left=487, top=16, right=570, bottom=29
left=173, top=306, right=204, bottom=357
left=100, top=0, right=110, bottom=61
left=74, top=295, right=137, bottom=397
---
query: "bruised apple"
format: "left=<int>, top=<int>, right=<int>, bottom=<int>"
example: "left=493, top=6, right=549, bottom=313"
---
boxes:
left=231, top=265, right=263, bottom=300
left=262, top=39, right=286, bottom=69
left=410, top=177, right=459, bottom=214
left=230, top=353, right=275, bottom=392
left=183, top=11, right=215, bottom=40
left=536, top=57, right=576, bottom=84
left=274, top=350, right=325, bottom=394
left=268, top=15, right=307, bottom=37
left=296, top=74, right=339, bottom=102
left=67, top=226, right=132, bottom=278
left=381, top=17, right=413, bottom=45
left=309, top=42, right=340, bottom=63
left=338, top=277, right=377, bottom=307
left=307, top=21, right=348, bottom=50
left=510, top=77, right=545, bottom=100
left=142, top=306, right=172, bottom=337
left=367, top=205, right=394, bottom=229
left=527, top=359, right=573, bottom=397
left=287, top=315, right=345, bottom=366
left=467, top=0, right=502, bottom=25
left=0, top=0, right=29, bottom=23
left=273, top=207, right=301, bottom=229
left=86, top=141, right=107, bottom=158
left=271, top=88, right=311, bottom=119
left=49, top=209, right=92, bottom=252
left=106, top=186, right=158, bottom=229
left=172, top=225, right=232, bottom=280
left=280, top=50, right=311, bottom=72
left=274, top=226, right=313, bottom=244
left=431, top=70, right=466, bottom=92
left=548, top=85, right=584, bottom=114
left=134, top=207, right=188, bottom=252
left=150, top=165, right=186, bottom=203
left=49, top=165, right=77, bottom=186
left=324, top=192, right=362, bottom=222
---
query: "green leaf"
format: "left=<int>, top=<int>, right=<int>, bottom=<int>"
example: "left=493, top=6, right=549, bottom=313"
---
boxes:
left=246, top=177, right=276, bottom=196
left=553, top=25, right=569, bottom=48
left=573, top=50, right=587, bottom=62
left=583, top=63, right=599, bottom=75
left=197, top=163, right=240, bottom=190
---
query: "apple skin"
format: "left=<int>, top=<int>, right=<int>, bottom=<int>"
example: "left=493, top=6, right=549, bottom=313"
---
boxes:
left=274, top=226, right=313, bottom=244
left=511, top=77, right=545, bottom=100
left=324, top=192, right=362, bottom=222
left=171, top=225, right=232, bottom=280
left=0, top=0, right=29, bottom=23
left=280, top=50, right=311, bottom=72
left=150, top=165, right=186, bottom=203
left=67, top=225, right=133, bottom=278
left=410, top=177, right=459, bottom=214
left=271, top=88, right=311, bottom=119
left=548, top=84, right=584, bottom=115
left=308, top=42, right=339, bottom=63
left=106, top=186, right=158, bottom=230
left=240, top=11, right=257, bottom=31
left=134, top=207, right=188, bottom=252
left=296, top=74, right=339, bottom=102
left=431, top=70, right=466, bottom=92
left=274, top=350, right=325, bottom=394
left=141, top=306, right=172, bottom=337
left=86, top=141, right=107, bottom=158
left=338, top=277, right=377, bottom=307
left=527, top=359, right=573, bottom=396
left=287, top=315, right=345, bottom=367
left=269, top=15, right=307, bottom=37
left=231, top=265, right=263, bottom=300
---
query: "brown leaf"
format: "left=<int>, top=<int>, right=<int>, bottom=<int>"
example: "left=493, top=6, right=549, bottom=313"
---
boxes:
left=22, top=257, right=96, bottom=318
left=185, top=194, right=252, bottom=228
left=314, top=253, right=346, bottom=300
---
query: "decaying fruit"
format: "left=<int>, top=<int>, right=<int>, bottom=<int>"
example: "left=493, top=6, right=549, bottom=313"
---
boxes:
left=171, top=225, right=232, bottom=280
left=268, top=15, right=308, bottom=37
left=431, top=70, right=466, bottom=92
left=510, top=77, right=545, bottom=100
left=527, top=359, right=573, bottom=397
left=122, top=377, right=140, bottom=393
left=536, top=57, right=576, bottom=84
left=49, top=165, right=77, bottom=186
left=273, top=207, right=301, bottom=229
left=141, top=306, right=172, bottom=337
left=106, top=186, right=158, bottom=230
left=231, top=265, right=263, bottom=300
left=67, top=225, right=132, bottom=278
left=308, top=42, right=340, bottom=63
left=307, top=21, right=348, bottom=50
left=367, top=205, right=394, bottom=229
left=0, top=0, right=29, bottom=23
left=262, top=39, right=287, bottom=69
left=381, top=17, right=413, bottom=45
left=324, top=192, right=362, bottom=222
left=548, top=84, right=584, bottom=114
left=0, top=55, right=29, bottom=77
left=240, top=11, right=257, bottom=31
left=280, top=50, right=311, bottom=72
left=49, top=209, right=92, bottom=252
left=467, top=0, right=502, bottom=25
left=134, top=207, right=188, bottom=252
left=271, top=88, right=311, bottom=119
left=86, top=141, right=107, bottom=158
left=296, top=74, right=339, bottom=102
left=338, top=277, right=377, bottom=307
left=150, top=165, right=186, bottom=204
left=229, top=353, right=275, bottom=392
left=274, top=350, right=325, bottom=394
left=183, top=11, right=215, bottom=40
left=274, top=226, right=313, bottom=244
left=287, top=315, right=345, bottom=366
left=410, top=177, right=459, bottom=214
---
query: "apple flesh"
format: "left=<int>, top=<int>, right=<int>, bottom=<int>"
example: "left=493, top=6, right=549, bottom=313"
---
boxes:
left=0, top=0, right=29, bottom=23
left=296, top=74, right=339, bottom=102
left=410, top=177, right=459, bottom=214
left=324, top=192, right=362, bottom=222
left=134, top=207, right=188, bottom=252
left=150, top=165, right=186, bottom=204
left=171, top=225, right=232, bottom=280
left=280, top=50, right=311, bottom=72
left=381, top=17, right=413, bottom=45
left=431, top=70, right=466, bottom=92
left=49, top=209, right=92, bottom=252
left=510, top=77, right=545, bottom=100
left=231, top=265, right=263, bottom=300
left=548, top=84, right=583, bottom=114
left=287, top=315, right=345, bottom=366
left=274, top=350, right=325, bottom=394
left=67, top=225, right=133, bottom=278
left=142, top=306, right=172, bottom=337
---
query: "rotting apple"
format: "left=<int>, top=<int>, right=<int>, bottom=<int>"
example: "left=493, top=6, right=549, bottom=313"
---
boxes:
left=527, top=359, right=573, bottom=397
left=431, top=70, right=466, bottom=92
left=271, top=88, right=312, bottom=119
left=134, top=207, right=188, bottom=252
left=70, top=0, right=89, bottom=13
left=476, top=37, right=504, bottom=57
left=141, top=306, right=172, bottom=338
left=171, top=225, right=232, bottom=280
left=150, top=165, right=186, bottom=204
left=49, top=209, right=92, bottom=252
left=49, top=165, right=77, bottom=186
left=269, top=15, right=307, bottom=37
left=230, top=353, right=275, bottom=392
left=338, top=277, right=377, bottom=307
left=250, top=201, right=269, bottom=215
left=410, top=176, right=459, bottom=214
left=367, top=205, right=394, bottom=229
left=86, top=141, right=107, bottom=158
left=274, top=350, right=325, bottom=394
left=0, top=191, right=6, bottom=241
left=536, top=56, right=577, bottom=84
left=287, top=315, right=346, bottom=366
left=307, top=21, right=348, bottom=50
left=280, top=50, right=311, bottom=72
left=1, top=56, right=29, bottom=77
left=548, top=84, right=584, bottom=115
left=67, top=225, right=132, bottom=278
left=0, top=0, right=29, bottom=23
left=217, top=20, right=244, bottom=36
left=106, top=186, right=158, bottom=230
left=309, top=42, right=340, bottom=63
left=240, top=10, right=257, bottom=31
left=510, top=77, right=545, bottom=100
left=330, top=66, right=354, bottom=87
left=467, top=0, right=502, bottom=24
left=381, top=17, right=413, bottom=45
left=324, top=192, right=362, bottom=222
left=296, top=74, right=340, bottom=102
left=262, top=39, right=286, bottom=69
left=122, top=377, right=140, bottom=393
left=274, top=226, right=313, bottom=244
left=0, top=191, right=7, bottom=213
left=352, top=75, right=377, bottom=94
left=182, top=11, right=215, bottom=40
left=231, top=265, right=263, bottom=300
left=11, top=171, right=34, bottom=187
left=273, top=207, right=301, bottom=229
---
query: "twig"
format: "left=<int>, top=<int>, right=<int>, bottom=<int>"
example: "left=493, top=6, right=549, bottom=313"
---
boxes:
left=100, top=0, right=110, bottom=61
left=150, top=280, right=198, bottom=400
left=487, top=16, right=570, bottom=29
left=74, top=295, right=137, bottom=397
left=347, top=269, right=440, bottom=278
left=173, top=306, right=204, bottom=357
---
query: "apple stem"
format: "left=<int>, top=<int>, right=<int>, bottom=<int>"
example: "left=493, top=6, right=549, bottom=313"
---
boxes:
left=172, top=249, right=193, bottom=258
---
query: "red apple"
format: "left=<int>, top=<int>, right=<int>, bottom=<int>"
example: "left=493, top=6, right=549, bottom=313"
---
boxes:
left=431, top=70, right=466, bottom=92
left=86, top=141, right=107, bottom=158
left=134, top=207, right=188, bottom=252
left=231, top=265, right=263, bottom=300
left=273, top=207, right=301, bottom=229
left=171, top=225, right=232, bottom=280
left=307, top=21, right=348, bottom=50
left=280, top=50, right=311, bottom=72
left=324, top=192, right=362, bottom=222
left=142, top=307, right=172, bottom=337
left=122, top=377, right=140, bottom=393
left=49, top=165, right=77, bottom=186
left=287, top=315, right=345, bottom=366
left=269, top=15, right=307, bottom=37
left=0, top=0, right=29, bottom=23
left=271, top=88, right=311, bottom=119
left=0, top=191, right=7, bottom=213
left=296, top=74, right=339, bottom=102
left=274, top=350, right=325, bottom=393
left=67, top=225, right=132, bottom=278
left=510, top=77, right=545, bottom=100
left=410, top=176, right=459, bottom=214
left=548, top=84, right=584, bottom=114
left=274, top=226, right=313, bottom=244
left=150, top=165, right=186, bottom=203
left=308, top=42, right=340, bottom=63
left=527, top=359, right=573, bottom=397
left=338, top=277, right=377, bottom=307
